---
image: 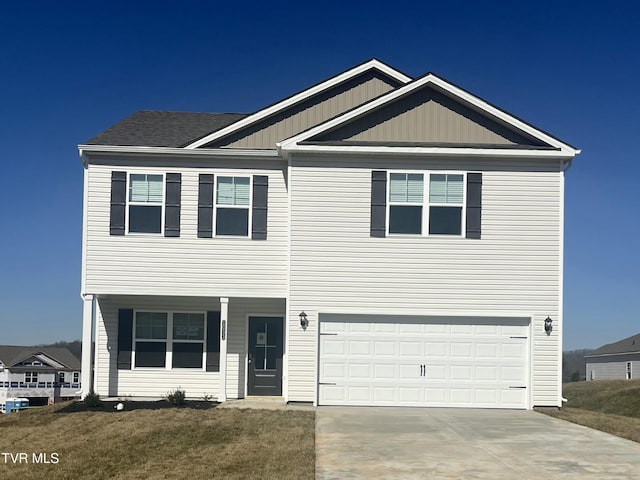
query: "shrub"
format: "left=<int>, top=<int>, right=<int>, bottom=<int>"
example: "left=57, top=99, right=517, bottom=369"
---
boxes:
left=166, top=388, right=186, bottom=407
left=83, top=389, right=103, bottom=408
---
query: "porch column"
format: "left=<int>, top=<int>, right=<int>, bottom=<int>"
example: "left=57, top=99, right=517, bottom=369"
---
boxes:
left=219, top=297, right=229, bottom=402
left=80, top=295, right=94, bottom=398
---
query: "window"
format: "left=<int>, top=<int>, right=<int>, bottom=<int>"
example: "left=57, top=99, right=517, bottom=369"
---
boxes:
left=25, top=372, right=38, bottom=383
left=429, top=174, right=464, bottom=235
left=216, top=176, right=250, bottom=236
left=134, top=312, right=168, bottom=367
left=128, top=173, right=164, bottom=233
left=388, top=172, right=465, bottom=236
left=133, top=311, right=206, bottom=369
left=389, top=173, right=423, bottom=234
left=73, top=372, right=80, bottom=383
left=172, top=313, right=205, bottom=368
left=58, top=372, right=65, bottom=384
left=627, top=362, right=632, bottom=380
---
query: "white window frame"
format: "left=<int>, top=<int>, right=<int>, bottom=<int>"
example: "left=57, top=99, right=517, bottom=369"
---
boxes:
left=386, top=170, right=466, bottom=237
left=627, top=362, right=632, bottom=380
left=214, top=175, right=253, bottom=238
left=73, top=372, right=80, bottom=383
left=125, top=172, right=165, bottom=235
left=132, top=310, right=207, bottom=371
left=427, top=171, right=466, bottom=237
left=25, top=371, right=38, bottom=383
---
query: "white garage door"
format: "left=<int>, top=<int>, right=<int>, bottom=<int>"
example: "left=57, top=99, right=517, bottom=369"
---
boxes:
left=318, top=315, right=529, bottom=409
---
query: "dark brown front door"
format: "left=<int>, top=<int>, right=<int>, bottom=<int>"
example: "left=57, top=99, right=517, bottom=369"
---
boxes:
left=248, top=316, right=283, bottom=396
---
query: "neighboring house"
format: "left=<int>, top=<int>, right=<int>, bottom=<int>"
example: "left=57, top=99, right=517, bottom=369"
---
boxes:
left=79, top=59, right=580, bottom=409
left=0, top=346, right=81, bottom=411
left=585, top=333, right=640, bottom=381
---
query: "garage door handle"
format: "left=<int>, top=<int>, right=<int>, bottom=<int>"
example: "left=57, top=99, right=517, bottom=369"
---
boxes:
left=509, top=386, right=526, bottom=389
left=319, top=382, right=336, bottom=386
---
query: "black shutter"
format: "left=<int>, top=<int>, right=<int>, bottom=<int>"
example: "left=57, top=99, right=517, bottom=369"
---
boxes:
left=370, top=170, right=387, bottom=237
left=117, top=309, right=133, bottom=370
left=252, top=175, right=268, bottom=240
left=164, top=173, right=181, bottom=237
left=466, top=173, right=482, bottom=239
left=206, top=311, right=221, bottom=372
left=198, top=174, right=214, bottom=238
left=110, top=171, right=127, bottom=235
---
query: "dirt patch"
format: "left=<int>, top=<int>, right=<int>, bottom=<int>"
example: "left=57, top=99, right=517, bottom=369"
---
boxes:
left=57, top=399, right=217, bottom=413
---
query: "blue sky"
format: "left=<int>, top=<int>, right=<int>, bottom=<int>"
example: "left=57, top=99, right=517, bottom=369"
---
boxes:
left=1, top=1, right=638, bottom=350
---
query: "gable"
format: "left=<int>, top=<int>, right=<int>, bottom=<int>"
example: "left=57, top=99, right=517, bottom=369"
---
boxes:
left=202, top=70, right=405, bottom=149
left=307, top=84, right=549, bottom=147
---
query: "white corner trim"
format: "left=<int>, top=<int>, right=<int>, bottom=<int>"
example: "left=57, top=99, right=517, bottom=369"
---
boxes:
left=278, top=73, right=580, bottom=156
left=184, top=59, right=412, bottom=149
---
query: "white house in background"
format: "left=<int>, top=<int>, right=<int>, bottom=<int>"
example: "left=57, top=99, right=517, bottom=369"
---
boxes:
left=79, top=59, right=580, bottom=409
left=585, top=333, right=640, bottom=381
left=0, top=346, right=81, bottom=411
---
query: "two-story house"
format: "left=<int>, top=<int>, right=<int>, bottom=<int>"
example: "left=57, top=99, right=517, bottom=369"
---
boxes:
left=0, top=346, right=81, bottom=411
left=79, top=59, right=579, bottom=409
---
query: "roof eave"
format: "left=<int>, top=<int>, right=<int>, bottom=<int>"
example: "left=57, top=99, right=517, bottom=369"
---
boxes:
left=585, top=351, right=640, bottom=358
left=278, top=143, right=578, bottom=160
left=78, top=144, right=282, bottom=163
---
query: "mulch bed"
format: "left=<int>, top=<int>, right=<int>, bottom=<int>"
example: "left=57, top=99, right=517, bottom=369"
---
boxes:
left=57, top=400, right=218, bottom=413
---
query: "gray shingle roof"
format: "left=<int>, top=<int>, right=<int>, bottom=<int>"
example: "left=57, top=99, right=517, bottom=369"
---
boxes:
left=585, top=333, right=640, bottom=357
left=85, top=110, right=249, bottom=147
left=0, top=345, right=81, bottom=370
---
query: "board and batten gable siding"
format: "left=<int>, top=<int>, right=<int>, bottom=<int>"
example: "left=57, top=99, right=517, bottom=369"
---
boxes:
left=84, top=157, right=288, bottom=298
left=287, top=156, right=563, bottom=406
left=94, top=295, right=285, bottom=399
left=311, top=86, right=547, bottom=146
left=586, top=355, right=640, bottom=380
left=206, top=71, right=402, bottom=149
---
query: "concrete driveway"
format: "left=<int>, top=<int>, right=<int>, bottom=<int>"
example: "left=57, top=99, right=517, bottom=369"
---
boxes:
left=316, top=407, right=640, bottom=479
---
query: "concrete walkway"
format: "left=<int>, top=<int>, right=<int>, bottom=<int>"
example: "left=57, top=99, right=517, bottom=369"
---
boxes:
left=316, top=407, right=640, bottom=479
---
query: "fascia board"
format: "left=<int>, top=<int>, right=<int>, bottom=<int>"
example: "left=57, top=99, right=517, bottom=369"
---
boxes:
left=78, top=144, right=281, bottom=159
left=280, top=143, right=577, bottom=160
left=585, top=351, right=640, bottom=358
left=280, top=73, right=580, bottom=156
left=184, top=59, right=412, bottom=149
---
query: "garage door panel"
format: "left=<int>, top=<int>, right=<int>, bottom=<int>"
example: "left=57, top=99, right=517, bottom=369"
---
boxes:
left=348, top=364, right=371, bottom=379
left=348, top=340, right=371, bottom=355
left=450, top=342, right=473, bottom=358
left=319, top=316, right=529, bottom=408
left=374, top=341, right=395, bottom=356
left=374, top=364, right=396, bottom=379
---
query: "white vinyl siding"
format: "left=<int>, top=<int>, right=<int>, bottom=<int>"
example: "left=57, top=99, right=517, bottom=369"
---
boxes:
left=586, top=356, right=640, bottom=381
left=93, top=295, right=285, bottom=399
left=288, top=156, right=563, bottom=407
left=84, top=160, right=288, bottom=298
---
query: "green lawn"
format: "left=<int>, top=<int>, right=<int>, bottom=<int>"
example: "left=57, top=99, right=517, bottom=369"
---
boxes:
left=537, top=379, right=640, bottom=443
left=0, top=402, right=315, bottom=480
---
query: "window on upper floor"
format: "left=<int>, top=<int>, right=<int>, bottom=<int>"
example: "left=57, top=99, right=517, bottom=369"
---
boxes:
left=386, top=171, right=466, bottom=236
left=25, top=372, right=38, bottom=383
left=73, top=372, right=80, bottom=383
left=197, top=174, right=269, bottom=240
left=58, top=372, right=65, bottom=384
left=110, top=171, right=181, bottom=237
left=216, top=176, right=251, bottom=236
left=128, top=173, right=164, bottom=234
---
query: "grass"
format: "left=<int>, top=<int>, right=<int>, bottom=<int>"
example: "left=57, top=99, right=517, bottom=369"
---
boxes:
left=536, top=379, right=640, bottom=443
left=0, top=401, right=315, bottom=480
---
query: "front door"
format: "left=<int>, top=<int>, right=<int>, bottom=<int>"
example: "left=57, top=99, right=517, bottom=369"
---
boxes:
left=248, top=316, right=283, bottom=396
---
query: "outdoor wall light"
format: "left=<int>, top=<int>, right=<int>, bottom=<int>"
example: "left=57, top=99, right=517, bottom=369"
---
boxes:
left=299, top=311, right=309, bottom=329
left=544, top=316, right=553, bottom=335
